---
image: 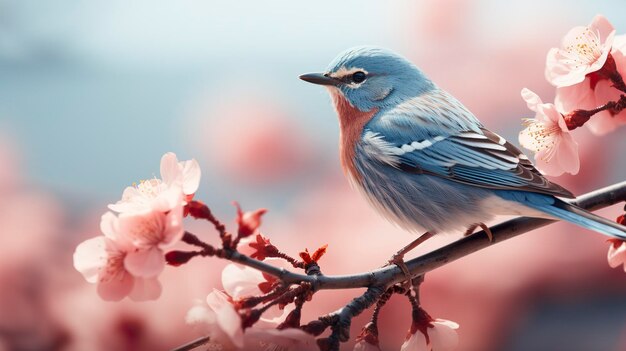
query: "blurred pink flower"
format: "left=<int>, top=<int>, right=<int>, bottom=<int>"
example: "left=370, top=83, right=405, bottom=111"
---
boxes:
left=119, top=204, right=185, bottom=278
left=556, top=34, right=626, bottom=135
left=185, top=289, right=244, bottom=349
left=190, top=95, right=315, bottom=185
left=401, top=318, right=459, bottom=351
left=608, top=239, right=626, bottom=271
left=109, top=152, right=200, bottom=213
left=546, top=15, right=615, bottom=87
left=73, top=213, right=162, bottom=301
left=519, top=88, right=579, bottom=176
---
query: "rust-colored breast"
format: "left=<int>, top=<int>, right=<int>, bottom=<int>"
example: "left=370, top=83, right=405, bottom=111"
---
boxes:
left=330, top=90, right=378, bottom=184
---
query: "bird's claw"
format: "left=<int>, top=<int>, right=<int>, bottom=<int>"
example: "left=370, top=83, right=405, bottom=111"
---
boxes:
left=387, top=253, right=414, bottom=288
left=464, top=222, right=494, bottom=242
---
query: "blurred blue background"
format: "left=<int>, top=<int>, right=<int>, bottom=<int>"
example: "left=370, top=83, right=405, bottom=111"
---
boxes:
left=2, top=0, right=625, bottom=203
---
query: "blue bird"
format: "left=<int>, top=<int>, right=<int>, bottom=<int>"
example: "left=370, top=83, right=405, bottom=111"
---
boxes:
left=300, top=46, right=626, bottom=267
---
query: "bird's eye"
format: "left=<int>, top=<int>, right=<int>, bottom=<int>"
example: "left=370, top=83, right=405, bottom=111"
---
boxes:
left=351, top=71, right=367, bottom=83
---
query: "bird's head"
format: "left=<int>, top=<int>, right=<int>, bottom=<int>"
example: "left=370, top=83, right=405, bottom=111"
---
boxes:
left=300, top=46, right=434, bottom=112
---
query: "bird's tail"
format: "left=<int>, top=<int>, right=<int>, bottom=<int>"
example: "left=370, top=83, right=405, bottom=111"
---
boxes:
left=528, top=198, right=626, bottom=239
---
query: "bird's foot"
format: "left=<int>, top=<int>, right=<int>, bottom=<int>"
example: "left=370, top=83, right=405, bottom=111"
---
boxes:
left=384, top=232, right=434, bottom=287
left=464, top=222, right=494, bottom=242
left=388, top=251, right=413, bottom=287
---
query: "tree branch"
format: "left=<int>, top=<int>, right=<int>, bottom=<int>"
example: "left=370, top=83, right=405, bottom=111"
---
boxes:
left=227, top=181, right=626, bottom=290
left=173, top=181, right=626, bottom=351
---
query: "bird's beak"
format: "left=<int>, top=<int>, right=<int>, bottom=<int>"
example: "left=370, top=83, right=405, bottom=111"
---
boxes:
left=299, top=73, right=340, bottom=86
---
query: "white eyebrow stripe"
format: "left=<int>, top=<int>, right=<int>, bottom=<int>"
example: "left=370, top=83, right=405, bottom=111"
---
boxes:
left=330, top=66, right=369, bottom=79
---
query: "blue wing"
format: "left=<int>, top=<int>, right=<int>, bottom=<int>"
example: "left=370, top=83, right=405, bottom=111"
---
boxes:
left=365, top=95, right=574, bottom=198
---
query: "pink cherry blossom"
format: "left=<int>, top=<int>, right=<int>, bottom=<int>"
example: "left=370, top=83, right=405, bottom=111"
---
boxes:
left=222, top=263, right=265, bottom=299
left=608, top=239, right=626, bottom=271
left=546, top=15, right=615, bottom=87
left=221, top=263, right=292, bottom=324
left=555, top=34, right=626, bottom=135
left=119, top=203, right=185, bottom=277
left=160, top=152, right=201, bottom=197
left=401, top=319, right=459, bottom=351
left=109, top=152, right=201, bottom=213
left=185, top=289, right=244, bottom=349
left=519, top=88, right=579, bottom=176
left=73, top=212, right=162, bottom=301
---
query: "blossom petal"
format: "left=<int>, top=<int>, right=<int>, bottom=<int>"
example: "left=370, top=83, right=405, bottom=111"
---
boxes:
left=96, top=271, right=134, bottom=301
left=73, top=236, right=108, bottom=283
left=206, top=290, right=244, bottom=348
left=186, top=302, right=216, bottom=326
left=428, top=319, right=460, bottom=351
left=100, top=212, right=119, bottom=240
left=129, top=277, right=162, bottom=301
left=160, top=152, right=181, bottom=186
left=608, top=242, right=626, bottom=268
left=400, top=330, right=427, bottom=351
left=534, top=149, right=566, bottom=177
left=556, top=133, right=580, bottom=175
left=554, top=81, right=596, bottom=113
left=221, top=264, right=264, bottom=299
left=590, top=15, right=615, bottom=41
left=124, top=247, right=165, bottom=277
left=160, top=204, right=185, bottom=248
left=181, top=159, right=201, bottom=195
left=521, top=88, right=543, bottom=112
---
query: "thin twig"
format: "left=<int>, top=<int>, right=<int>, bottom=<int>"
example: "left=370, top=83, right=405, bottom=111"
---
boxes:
left=170, top=335, right=211, bottom=351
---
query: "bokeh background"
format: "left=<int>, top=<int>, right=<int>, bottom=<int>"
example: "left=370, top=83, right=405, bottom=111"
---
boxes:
left=1, top=1, right=626, bottom=350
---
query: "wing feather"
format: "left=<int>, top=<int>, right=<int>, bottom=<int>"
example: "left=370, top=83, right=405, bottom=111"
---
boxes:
left=369, top=128, right=575, bottom=198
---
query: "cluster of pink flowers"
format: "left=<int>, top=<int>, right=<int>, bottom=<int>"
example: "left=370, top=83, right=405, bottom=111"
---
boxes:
left=73, top=153, right=201, bottom=301
left=520, top=15, right=626, bottom=176
left=186, top=263, right=316, bottom=351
